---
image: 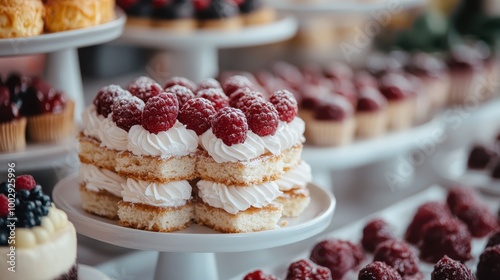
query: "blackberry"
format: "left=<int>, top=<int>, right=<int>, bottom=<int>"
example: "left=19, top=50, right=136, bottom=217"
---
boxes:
left=0, top=182, right=8, bottom=195
left=0, top=231, right=7, bottom=246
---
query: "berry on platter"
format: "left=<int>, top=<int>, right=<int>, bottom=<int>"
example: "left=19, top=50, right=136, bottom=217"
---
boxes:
left=243, top=270, right=278, bottom=280
left=285, top=259, right=331, bottom=280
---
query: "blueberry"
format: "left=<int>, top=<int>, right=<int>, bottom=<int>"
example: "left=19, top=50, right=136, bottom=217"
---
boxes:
left=0, top=182, right=8, bottom=195
left=18, top=217, right=35, bottom=228
left=23, top=201, right=35, bottom=211
left=29, top=185, right=43, bottom=200
left=41, top=206, right=49, bottom=216
left=41, top=195, right=51, bottom=206
left=17, top=189, right=30, bottom=200
left=0, top=232, right=7, bottom=246
left=34, top=215, right=42, bottom=226
left=0, top=218, right=5, bottom=229
left=14, top=198, right=20, bottom=207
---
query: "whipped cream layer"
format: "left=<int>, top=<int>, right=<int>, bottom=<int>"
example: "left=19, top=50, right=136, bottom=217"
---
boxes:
left=98, top=114, right=128, bottom=151
left=79, top=163, right=126, bottom=197
left=81, top=105, right=105, bottom=140
left=122, top=178, right=191, bottom=207
left=197, top=180, right=282, bottom=214
left=276, top=161, right=312, bottom=191
left=128, top=121, right=198, bottom=158
left=200, top=117, right=306, bottom=163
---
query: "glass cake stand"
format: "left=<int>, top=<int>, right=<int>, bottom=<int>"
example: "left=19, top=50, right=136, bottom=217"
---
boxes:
left=53, top=174, right=336, bottom=280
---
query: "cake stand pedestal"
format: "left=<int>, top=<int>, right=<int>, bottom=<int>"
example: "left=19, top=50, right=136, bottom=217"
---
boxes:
left=0, top=9, right=126, bottom=120
left=53, top=174, right=336, bottom=280
left=118, top=17, right=298, bottom=82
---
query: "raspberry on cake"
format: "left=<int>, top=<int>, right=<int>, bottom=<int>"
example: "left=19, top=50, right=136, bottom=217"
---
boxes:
left=0, top=176, right=78, bottom=280
left=196, top=88, right=229, bottom=111
left=197, top=78, right=223, bottom=92
left=164, top=76, right=197, bottom=93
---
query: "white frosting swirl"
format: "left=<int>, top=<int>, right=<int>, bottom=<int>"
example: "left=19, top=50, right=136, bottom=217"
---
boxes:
left=276, top=161, right=312, bottom=191
left=200, top=117, right=306, bottom=163
left=81, top=105, right=105, bottom=140
left=197, top=180, right=282, bottom=214
left=98, top=114, right=128, bottom=151
left=122, top=178, right=191, bottom=207
left=79, top=163, right=125, bottom=197
left=127, top=121, right=198, bottom=158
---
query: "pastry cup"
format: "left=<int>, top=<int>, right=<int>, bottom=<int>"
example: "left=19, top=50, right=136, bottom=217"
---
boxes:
left=27, top=100, right=75, bottom=142
left=126, top=17, right=153, bottom=27
left=423, top=75, right=451, bottom=112
left=242, top=8, right=275, bottom=26
left=448, top=69, right=486, bottom=105
left=355, top=110, right=388, bottom=139
left=0, top=117, right=27, bottom=152
left=0, top=0, right=44, bottom=38
left=305, top=117, right=355, bottom=147
left=155, top=18, right=197, bottom=32
left=387, top=99, right=413, bottom=131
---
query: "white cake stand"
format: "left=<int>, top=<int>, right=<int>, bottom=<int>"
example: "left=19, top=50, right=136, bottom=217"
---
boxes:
left=118, top=17, right=298, bottom=82
left=53, top=174, right=336, bottom=280
left=0, top=9, right=126, bottom=120
left=270, top=0, right=425, bottom=15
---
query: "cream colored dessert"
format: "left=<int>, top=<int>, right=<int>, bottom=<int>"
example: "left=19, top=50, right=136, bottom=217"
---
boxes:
left=0, top=206, right=77, bottom=280
left=275, top=161, right=312, bottom=217
left=118, top=178, right=193, bottom=232
left=79, top=163, right=126, bottom=219
left=195, top=180, right=283, bottom=233
left=44, top=0, right=115, bottom=32
left=0, top=0, right=44, bottom=38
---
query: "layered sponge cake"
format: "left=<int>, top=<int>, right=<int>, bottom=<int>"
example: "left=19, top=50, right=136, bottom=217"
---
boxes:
left=0, top=175, right=77, bottom=280
left=79, top=75, right=311, bottom=233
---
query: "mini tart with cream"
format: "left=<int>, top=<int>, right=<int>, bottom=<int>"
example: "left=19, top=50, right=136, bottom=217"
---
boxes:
left=0, top=175, right=77, bottom=280
left=355, top=87, right=388, bottom=139
left=0, top=84, right=26, bottom=153
left=44, top=0, right=115, bottom=32
left=379, top=72, right=414, bottom=131
left=0, top=0, right=44, bottom=38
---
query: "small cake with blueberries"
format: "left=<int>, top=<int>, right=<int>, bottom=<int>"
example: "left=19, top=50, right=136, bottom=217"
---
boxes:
left=0, top=175, right=78, bottom=280
left=152, top=0, right=197, bottom=31
left=195, top=0, right=243, bottom=30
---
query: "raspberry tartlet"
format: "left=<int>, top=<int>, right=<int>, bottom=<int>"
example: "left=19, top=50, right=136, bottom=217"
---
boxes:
left=0, top=84, right=26, bottom=152
left=0, top=175, right=78, bottom=280
left=152, top=0, right=197, bottom=31
left=355, top=87, right=388, bottom=139
left=378, top=72, right=414, bottom=131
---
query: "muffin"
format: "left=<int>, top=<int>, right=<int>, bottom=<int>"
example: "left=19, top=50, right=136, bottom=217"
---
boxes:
left=152, top=0, right=197, bottom=31
left=406, top=52, right=450, bottom=113
left=0, top=85, right=26, bottom=152
left=44, top=0, right=115, bottom=32
left=305, top=94, right=355, bottom=146
left=20, top=79, right=74, bottom=142
left=195, top=0, right=243, bottom=30
left=0, top=0, right=44, bottom=38
left=379, top=72, right=414, bottom=131
left=355, top=87, right=388, bottom=139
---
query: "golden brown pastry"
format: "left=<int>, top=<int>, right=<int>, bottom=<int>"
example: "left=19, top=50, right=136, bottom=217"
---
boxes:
left=0, top=0, right=44, bottom=38
left=44, top=0, right=115, bottom=32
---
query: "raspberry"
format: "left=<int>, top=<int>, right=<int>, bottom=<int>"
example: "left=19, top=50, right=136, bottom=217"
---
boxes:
left=94, top=85, right=130, bottom=117
left=222, top=75, right=254, bottom=97
left=142, top=93, right=178, bottom=134
left=286, top=259, right=331, bottom=280
left=164, top=77, right=197, bottom=93
left=246, top=102, right=279, bottom=136
left=128, top=76, right=163, bottom=102
left=229, top=88, right=264, bottom=107
left=405, top=201, right=453, bottom=244
left=454, top=203, right=499, bottom=238
left=272, top=62, right=303, bottom=90
left=310, top=239, right=364, bottom=279
left=374, top=240, right=421, bottom=278
left=212, top=107, right=248, bottom=146
left=178, top=98, right=216, bottom=135
left=15, top=175, right=37, bottom=191
left=197, top=78, right=222, bottom=92
left=431, top=256, right=475, bottom=280
left=165, top=85, right=195, bottom=109
left=0, top=194, right=8, bottom=217
left=477, top=245, right=500, bottom=280
left=361, top=218, right=397, bottom=252
left=359, top=262, right=402, bottom=280
left=112, top=95, right=145, bottom=132
left=243, top=270, right=278, bottom=280
left=269, top=90, right=298, bottom=123
left=196, top=88, right=229, bottom=111
left=447, top=187, right=478, bottom=214
left=234, top=92, right=265, bottom=114
left=486, top=231, right=500, bottom=249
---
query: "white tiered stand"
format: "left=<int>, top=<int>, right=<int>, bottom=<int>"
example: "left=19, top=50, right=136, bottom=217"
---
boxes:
left=53, top=174, right=336, bottom=280
left=0, top=10, right=126, bottom=170
left=118, top=16, right=298, bottom=82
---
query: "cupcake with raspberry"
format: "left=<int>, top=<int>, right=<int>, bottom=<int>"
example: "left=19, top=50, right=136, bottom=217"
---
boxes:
left=0, top=85, right=26, bottom=152
left=152, top=0, right=197, bottom=31
left=0, top=175, right=78, bottom=280
left=238, top=0, right=275, bottom=26
left=20, top=78, right=74, bottom=143
left=195, top=0, right=243, bottom=30
left=117, top=0, right=153, bottom=27
left=378, top=72, right=414, bottom=131
left=305, top=94, right=355, bottom=146
left=355, top=87, right=388, bottom=139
